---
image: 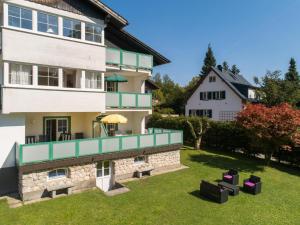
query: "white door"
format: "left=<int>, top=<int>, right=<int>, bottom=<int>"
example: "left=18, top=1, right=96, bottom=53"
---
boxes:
left=96, top=161, right=112, bottom=192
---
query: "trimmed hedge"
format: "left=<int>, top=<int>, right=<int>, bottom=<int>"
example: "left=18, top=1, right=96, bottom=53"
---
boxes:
left=147, top=113, right=208, bottom=145
left=147, top=114, right=299, bottom=166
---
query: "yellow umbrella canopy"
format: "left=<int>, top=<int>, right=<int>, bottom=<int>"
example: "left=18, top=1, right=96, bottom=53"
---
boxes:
left=101, top=114, right=128, bottom=124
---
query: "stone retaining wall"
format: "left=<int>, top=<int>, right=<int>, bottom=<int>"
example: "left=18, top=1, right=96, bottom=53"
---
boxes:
left=19, top=150, right=181, bottom=201
left=114, top=150, right=181, bottom=180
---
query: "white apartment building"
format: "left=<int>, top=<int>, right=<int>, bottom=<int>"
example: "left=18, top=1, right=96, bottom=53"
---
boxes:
left=0, top=0, right=183, bottom=201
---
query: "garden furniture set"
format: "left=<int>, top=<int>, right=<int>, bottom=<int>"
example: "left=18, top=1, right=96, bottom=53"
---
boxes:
left=200, top=169, right=262, bottom=204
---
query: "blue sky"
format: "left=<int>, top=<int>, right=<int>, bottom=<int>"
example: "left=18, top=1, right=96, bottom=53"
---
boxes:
left=102, top=0, right=300, bottom=86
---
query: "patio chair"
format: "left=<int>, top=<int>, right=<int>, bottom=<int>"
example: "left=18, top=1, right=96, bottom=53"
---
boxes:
left=243, top=175, right=262, bottom=195
left=222, top=169, right=239, bottom=185
left=25, top=136, right=36, bottom=144
left=75, top=132, right=84, bottom=139
left=59, top=133, right=72, bottom=141
left=200, top=180, right=229, bottom=204
left=38, top=135, right=49, bottom=142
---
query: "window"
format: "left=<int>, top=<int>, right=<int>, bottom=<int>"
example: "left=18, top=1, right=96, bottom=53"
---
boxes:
left=134, top=156, right=146, bottom=164
left=208, top=92, right=212, bottom=100
left=86, top=71, right=102, bottom=89
left=209, top=76, right=216, bottom=82
left=220, top=91, right=226, bottom=100
left=106, top=81, right=118, bottom=92
left=97, top=161, right=110, bottom=177
left=85, top=23, right=102, bottom=43
left=63, top=69, right=78, bottom=88
left=8, top=5, right=32, bottom=30
left=200, top=92, right=208, bottom=100
left=57, top=119, right=68, bottom=133
left=189, top=109, right=212, bottom=118
left=38, top=66, right=59, bottom=86
left=9, top=63, right=32, bottom=85
left=38, top=12, right=58, bottom=34
left=63, top=18, right=81, bottom=39
left=48, top=168, right=68, bottom=180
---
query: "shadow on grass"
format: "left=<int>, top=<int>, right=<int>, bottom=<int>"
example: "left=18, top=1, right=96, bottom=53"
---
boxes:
left=184, top=146, right=300, bottom=177
left=189, top=150, right=265, bottom=173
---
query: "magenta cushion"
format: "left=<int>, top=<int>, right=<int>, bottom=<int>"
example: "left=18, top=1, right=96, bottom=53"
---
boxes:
left=245, top=181, right=255, bottom=187
left=224, top=175, right=233, bottom=179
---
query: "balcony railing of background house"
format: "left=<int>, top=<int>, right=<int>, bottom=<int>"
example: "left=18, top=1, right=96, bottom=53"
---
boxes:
left=106, top=48, right=153, bottom=70
left=106, top=92, right=152, bottom=109
left=16, top=128, right=183, bottom=166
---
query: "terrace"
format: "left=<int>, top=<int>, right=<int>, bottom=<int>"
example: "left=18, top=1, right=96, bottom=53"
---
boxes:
left=17, top=128, right=183, bottom=166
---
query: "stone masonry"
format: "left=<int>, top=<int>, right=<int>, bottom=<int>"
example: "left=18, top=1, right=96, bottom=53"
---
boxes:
left=20, top=163, right=96, bottom=201
left=114, top=150, right=181, bottom=180
left=19, top=149, right=181, bottom=201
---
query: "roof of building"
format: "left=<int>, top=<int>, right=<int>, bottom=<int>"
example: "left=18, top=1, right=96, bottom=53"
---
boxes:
left=145, top=79, right=160, bottom=90
left=187, top=67, right=256, bottom=101
left=91, top=0, right=170, bottom=66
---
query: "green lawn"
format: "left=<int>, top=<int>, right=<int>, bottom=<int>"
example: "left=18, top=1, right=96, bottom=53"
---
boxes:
left=1, top=148, right=300, bottom=225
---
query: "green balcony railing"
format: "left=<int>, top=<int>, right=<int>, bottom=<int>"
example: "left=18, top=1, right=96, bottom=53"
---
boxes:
left=16, top=128, right=183, bottom=166
left=106, top=92, right=152, bottom=109
left=106, top=48, right=153, bottom=70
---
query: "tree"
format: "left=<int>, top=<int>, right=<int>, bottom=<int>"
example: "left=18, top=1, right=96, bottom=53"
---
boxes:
left=254, top=70, right=300, bottom=107
left=186, top=117, right=209, bottom=149
left=222, top=61, right=229, bottom=71
left=201, top=44, right=216, bottom=76
left=231, top=64, right=240, bottom=75
left=285, top=58, right=300, bottom=82
left=237, top=103, right=300, bottom=164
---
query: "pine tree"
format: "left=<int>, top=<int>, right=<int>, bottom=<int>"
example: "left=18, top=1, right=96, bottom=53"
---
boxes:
left=222, top=61, right=229, bottom=71
left=285, top=58, right=300, bottom=82
left=200, top=44, right=216, bottom=76
left=231, top=65, right=240, bottom=75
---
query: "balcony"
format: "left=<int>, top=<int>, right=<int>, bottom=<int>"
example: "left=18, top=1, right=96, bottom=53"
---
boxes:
left=16, top=128, right=183, bottom=166
left=106, top=48, right=153, bottom=71
left=106, top=92, right=152, bottom=109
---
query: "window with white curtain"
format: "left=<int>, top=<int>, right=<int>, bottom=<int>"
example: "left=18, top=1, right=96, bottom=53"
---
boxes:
left=38, top=12, right=58, bottom=35
left=9, top=63, right=33, bottom=85
left=85, top=71, right=102, bottom=89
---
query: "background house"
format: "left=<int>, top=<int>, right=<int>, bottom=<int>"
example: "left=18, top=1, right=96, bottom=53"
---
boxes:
left=185, top=67, right=257, bottom=121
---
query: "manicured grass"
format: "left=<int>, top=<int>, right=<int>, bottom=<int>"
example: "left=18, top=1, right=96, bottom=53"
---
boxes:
left=1, top=148, right=300, bottom=225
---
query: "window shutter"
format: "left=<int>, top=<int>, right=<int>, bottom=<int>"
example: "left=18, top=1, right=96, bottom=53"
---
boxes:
left=200, top=92, right=203, bottom=100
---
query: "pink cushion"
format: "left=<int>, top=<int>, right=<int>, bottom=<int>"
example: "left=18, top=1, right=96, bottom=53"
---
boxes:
left=224, top=175, right=233, bottom=179
left=245, top=181, right=255, bottom=187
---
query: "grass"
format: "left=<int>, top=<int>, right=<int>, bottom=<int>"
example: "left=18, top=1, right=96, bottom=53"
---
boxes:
left=0, top=147, right=300, bottom=225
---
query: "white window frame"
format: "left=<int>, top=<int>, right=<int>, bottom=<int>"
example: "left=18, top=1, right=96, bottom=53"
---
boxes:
left=9, top=63, right=33, bottom=85
left=38, top=66, right=59, bottom=87
left=85, top=71, right=102, bottom=89
left=96, top=161, right=111, bottom=178
left=37, top=11, right=58, bottom=35
left=8, top=4, right=32, bottom=30
left=85, top=23, right=102, bottom=44
left=47, top=168, right=68, bottom=181
left=63, top=17, right=81, bottom=39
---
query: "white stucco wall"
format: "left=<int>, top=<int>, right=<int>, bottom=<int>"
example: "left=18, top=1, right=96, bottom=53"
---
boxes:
left=0, top=114, right=25, bottom=168
left=185, top=71, right=243, bottom=121
left=1, top=87, right=106, bottom=114
left=2, top=29, right=106, bottom=71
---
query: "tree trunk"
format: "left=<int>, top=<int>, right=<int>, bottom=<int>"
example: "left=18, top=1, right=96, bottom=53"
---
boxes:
left=194, top=136, right=202, bottom=150
left=265, top=152, right=273, bottom=165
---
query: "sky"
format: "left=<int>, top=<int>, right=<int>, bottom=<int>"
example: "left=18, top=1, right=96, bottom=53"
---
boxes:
left=102, top=0, right=300, bottom=86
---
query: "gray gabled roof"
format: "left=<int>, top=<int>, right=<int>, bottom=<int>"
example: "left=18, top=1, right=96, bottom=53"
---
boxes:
left=187, top=67, right=256, bottom=101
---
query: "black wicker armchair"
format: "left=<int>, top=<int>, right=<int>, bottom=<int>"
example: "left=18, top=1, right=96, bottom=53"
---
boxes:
left=222, top=169, right=239, bottom=185
left=243, top=175, right=262, bottom=195
left=200, top=180, right=229, bottom=204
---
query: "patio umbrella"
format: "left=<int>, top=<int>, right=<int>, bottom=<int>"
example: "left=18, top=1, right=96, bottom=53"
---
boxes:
left=101, top=114, right=128, bottom=124
left=105, top=74, right=128, bottom=83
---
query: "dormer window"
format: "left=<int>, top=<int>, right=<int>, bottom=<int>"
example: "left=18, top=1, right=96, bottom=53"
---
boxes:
left=209, top=76, right=216, bottom=82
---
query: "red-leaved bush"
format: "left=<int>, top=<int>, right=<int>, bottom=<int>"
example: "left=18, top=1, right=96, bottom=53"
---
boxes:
left=237, top=103, right=300, bottom=163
